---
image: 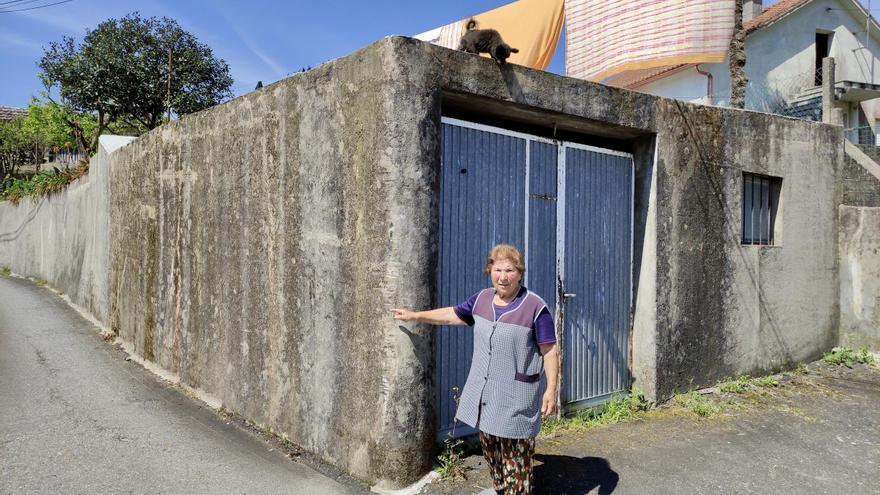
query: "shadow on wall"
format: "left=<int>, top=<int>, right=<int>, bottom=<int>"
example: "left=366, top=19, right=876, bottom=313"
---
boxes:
left=499, top=64, right=526, bottom=102
left=0, top=198, right=45, bottom=242
left=534, top=454, right=619, bottom=495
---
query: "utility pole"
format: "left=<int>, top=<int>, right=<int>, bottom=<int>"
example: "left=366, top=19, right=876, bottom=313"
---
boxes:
left=167, top=47, right=173, bottom=123
left=729, top=0, right=748, bottom=108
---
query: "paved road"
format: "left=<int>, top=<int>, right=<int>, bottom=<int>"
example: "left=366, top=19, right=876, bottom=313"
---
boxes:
left=425, top=357, right=880, bottom=494
left=0, top=276, right=359, bottom=495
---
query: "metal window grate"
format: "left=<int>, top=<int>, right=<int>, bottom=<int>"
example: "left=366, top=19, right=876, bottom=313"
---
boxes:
left=742, top=173, right=781, bottom=245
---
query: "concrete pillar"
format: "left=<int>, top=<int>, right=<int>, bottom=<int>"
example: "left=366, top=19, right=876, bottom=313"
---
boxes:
left=822, top=57, right=844, bottom=125
left=744, top=0, right=763, bottom=23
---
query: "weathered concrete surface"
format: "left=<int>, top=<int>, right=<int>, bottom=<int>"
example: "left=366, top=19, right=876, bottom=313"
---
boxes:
left=107, top=40, right=436, bottom=487
left=845, top=143, right=880, bottom=207
left=0, top=276, right=358, bottom=495
left=0, top=136, right=133, bottom=323
left=839, top=206, right=880, bottom=348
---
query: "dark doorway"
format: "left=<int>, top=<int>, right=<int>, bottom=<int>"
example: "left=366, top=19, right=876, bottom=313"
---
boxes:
left=815, top=32, right=831, bottom=86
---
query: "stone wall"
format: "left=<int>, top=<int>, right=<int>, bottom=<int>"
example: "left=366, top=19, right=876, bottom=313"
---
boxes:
left=839, top=206, right=880, bottom=348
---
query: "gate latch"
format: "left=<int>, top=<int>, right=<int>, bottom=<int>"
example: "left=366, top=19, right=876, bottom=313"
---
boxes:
left=563, top=293, right=577, bottom=299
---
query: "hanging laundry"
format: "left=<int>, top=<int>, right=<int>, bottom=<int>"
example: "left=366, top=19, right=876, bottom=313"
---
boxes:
left=414, top=0, right=565, bottom=71
left=564, top=0, right=735, bottom=83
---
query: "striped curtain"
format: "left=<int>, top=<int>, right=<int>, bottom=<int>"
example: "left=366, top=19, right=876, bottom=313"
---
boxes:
left=565, top=0, right=735, bottom=82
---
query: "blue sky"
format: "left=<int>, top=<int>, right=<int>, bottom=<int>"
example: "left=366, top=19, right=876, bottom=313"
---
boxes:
left=0, top=0, right=793, bottom=109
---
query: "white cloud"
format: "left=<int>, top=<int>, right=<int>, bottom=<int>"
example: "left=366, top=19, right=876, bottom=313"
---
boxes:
left=13, top=9, right=90, bottom=35
left=0, top=29, right=43, bottom=52
left=230, top=25, right=287, bottom=79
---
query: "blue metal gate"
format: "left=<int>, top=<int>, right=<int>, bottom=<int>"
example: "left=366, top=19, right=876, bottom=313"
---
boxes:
left=436, top=118, right=633, bottom=439
left=560, top=146, right=633, bottom=409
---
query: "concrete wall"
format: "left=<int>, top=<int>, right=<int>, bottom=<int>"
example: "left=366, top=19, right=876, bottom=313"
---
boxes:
left=845, top=145, right=880, bottom=206
left=0, top=136, right=132, bottom=323
left=839, top=206, right=880, bottom=348
left=0, top=36, right=847, bottom=486
left=106, top=42, right=436, bottom=487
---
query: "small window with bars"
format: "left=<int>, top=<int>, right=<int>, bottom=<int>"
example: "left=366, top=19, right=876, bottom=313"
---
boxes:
left=742, top=173, right=781, bottom=245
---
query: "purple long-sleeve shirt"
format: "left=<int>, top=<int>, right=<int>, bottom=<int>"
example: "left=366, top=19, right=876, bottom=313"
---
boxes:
left=453, top=286, right=556, bottom=345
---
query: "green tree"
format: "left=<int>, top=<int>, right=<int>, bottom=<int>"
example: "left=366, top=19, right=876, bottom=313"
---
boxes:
left=0, top=117, right=36, bottom=179
left=23, top=94, right=98, bottom=154
left=39, top=12, right=233, bottom=155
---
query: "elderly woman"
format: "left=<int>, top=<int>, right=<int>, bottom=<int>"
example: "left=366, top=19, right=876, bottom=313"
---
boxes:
left=391, top=244, right=558, bottom=495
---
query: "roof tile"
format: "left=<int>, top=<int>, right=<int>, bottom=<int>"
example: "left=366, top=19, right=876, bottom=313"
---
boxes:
left=744, top=0, right=812, bottom=33
left=0, top=106, right=27, bottom=121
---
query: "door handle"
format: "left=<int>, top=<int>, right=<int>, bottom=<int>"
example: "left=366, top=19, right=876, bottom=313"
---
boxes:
left=563, top=293, right=577, bottom=299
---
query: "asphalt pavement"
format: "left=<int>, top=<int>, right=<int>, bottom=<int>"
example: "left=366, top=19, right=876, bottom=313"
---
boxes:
left=0, top=275, right=361, bottom=495
left=4, top=272, right=878, bottom=495
left=422, top=353, right=880, bottom=494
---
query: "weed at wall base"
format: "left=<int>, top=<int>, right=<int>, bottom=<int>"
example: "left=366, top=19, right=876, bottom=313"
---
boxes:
left=540, top=390, right=651, bottom=435
left=0, top=266, right=10, bottom=277
left=434, top=438, right=467, bottom=480
left=718, top=376, right=750, bottom=394
left=435, top=386, right=467, bottom=480
left=674, top=390, right=721, bottom=417
left=823, top=347, right=875, bottom=367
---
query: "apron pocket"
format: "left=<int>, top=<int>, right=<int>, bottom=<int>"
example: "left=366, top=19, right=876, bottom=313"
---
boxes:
left=514, top=372, right=540, bottom=383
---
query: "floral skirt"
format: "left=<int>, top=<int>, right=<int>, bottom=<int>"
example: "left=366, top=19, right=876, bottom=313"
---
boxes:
left=478, top=431, right=535, bottom=495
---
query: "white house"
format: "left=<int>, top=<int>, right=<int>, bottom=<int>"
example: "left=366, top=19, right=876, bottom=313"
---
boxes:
left=612, top=0, right=880, bottom=144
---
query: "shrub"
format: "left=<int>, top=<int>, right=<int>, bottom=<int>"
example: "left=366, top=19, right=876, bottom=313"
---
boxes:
left=0, top=163, right=87, bottom=203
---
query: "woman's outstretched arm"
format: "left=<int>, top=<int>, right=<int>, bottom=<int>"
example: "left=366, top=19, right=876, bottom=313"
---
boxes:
left=390, top=307, right=466, bottom=326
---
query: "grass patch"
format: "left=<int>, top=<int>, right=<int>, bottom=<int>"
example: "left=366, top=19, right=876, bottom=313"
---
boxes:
left=0, top=266, right=10, bottom=277
left=541, top=391, right=651, bottom=435
left=718, top=376, right=750, bottom=394
left=33, top=278, right=48, bottom=286
left=674, top=390, right=721, bottom=417
left=1, top=163, right=89, bottom=203
left=823, top=347, right=875, bottom=367
left=752, top=375, right=779, bottom=388
left=717, top=372, right=781, bottom=396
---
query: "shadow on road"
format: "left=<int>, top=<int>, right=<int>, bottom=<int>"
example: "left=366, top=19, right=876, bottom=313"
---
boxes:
left=534, top=454, right=619, bottom=494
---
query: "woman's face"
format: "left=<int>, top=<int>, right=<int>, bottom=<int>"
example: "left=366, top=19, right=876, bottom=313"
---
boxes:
left=491, top=258, right=522, bottom=299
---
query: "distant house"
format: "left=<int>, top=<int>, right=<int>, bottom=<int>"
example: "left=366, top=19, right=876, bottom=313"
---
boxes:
left=611, top=0, right=880, bottom=144
left=0, top=106, right=27, bottom=122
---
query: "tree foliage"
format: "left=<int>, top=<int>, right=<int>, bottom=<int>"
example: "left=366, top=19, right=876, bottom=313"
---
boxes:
left=39, top=12, right=233, bottom=154
left=0, top=98, right=97, bottom=182
left=0, top=117, right=34, bottom=179
left=24, top=94, right=98, bottom=152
